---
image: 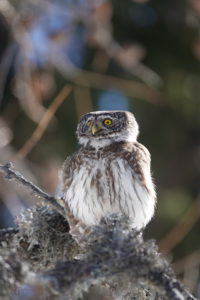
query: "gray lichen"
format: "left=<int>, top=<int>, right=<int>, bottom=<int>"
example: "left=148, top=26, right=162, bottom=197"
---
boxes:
left=0, top=163, right=198, bottom=300
left=0, top=211, right=197, bottom=300
left=15, top=205, right=79, bottom=271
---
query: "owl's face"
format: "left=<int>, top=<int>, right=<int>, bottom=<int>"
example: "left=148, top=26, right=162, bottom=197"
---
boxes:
left=76, top=111, right=139, bottom=147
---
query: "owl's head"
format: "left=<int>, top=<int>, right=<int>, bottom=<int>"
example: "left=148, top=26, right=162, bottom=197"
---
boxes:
left=76, top=111, right=139, bottom=148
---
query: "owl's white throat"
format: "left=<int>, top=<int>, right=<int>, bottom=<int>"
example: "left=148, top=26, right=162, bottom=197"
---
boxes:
left=78, top=128, right=138, bottom=149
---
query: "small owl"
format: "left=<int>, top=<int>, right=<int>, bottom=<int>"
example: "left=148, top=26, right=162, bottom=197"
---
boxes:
left=61, top=111, right=156, bottom=237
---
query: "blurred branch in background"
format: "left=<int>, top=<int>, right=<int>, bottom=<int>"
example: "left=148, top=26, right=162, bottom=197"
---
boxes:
left=13, top=84, right=72, bottom=161
left=74, top=86, right=92, bottom=119
left=85, top=0, right=162, bottom=87
left=0, top=0, right=51, bottom=123
left=159, top=197, right=200, bottom=254
left=0, top=0, right=162, bottom=122
left=69, top=70, right=162, bottom=104
left=158, top=196, right=200, bottom=293
left=174, top=249, right=200, bottom=293
left=174, top=250, right=200, bottom=275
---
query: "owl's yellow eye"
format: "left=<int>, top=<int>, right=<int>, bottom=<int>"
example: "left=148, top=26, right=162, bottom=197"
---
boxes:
left=103, top=119, right=112, bottom=126
left=87, top=120, right=92, bottom=126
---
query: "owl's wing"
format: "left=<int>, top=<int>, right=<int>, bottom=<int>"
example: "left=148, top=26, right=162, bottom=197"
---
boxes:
left=122, top=142, right=156, bottom=198
left=59, top=153, right=78, bottom=228
left=60, top=154, right=76, bottom=196
left=120, top=142, right=156, bottom=228
left=60, top=152, right=90, bottom=241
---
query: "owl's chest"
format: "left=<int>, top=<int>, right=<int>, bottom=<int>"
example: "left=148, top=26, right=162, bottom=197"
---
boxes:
left=75, top=156, right=130, bottom=197
left=65, top=156, right=135, bottom=224
left=69, top=156, right=123, bottom=199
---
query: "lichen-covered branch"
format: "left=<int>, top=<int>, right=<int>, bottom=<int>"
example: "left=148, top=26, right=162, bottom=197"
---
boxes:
left=0, top=164, right=198, bottom=300
left=30, top=216, right=195, bottom=300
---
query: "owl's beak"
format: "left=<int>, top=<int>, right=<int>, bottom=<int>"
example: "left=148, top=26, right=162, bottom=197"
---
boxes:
left=91, top=124, right=99, bottom=135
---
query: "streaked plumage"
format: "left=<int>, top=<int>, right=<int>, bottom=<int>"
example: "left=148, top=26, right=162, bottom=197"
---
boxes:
left=61, top=111, right=156, bottom=238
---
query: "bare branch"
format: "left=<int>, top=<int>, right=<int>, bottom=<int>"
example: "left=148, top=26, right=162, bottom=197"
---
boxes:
left=0, top=162, right=65, bottom=217
left=14, top=84, right=72, bottom=161
left=159, top=199, right=200, bottom=254
left=58, top=69, right=162, bottom=105
left=173, top=249, right=200, bottom=275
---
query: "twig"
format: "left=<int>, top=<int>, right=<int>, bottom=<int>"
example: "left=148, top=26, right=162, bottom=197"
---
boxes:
left=158, top=199, right=200, bottom=254
left=72, top=70, right=162, bottom=104
left=13, top=84, right=72, bottom=161
left=74, top=86, right=93, bottom=119
left=0, top=42, right=17, bottom=104
left=173, top=249, right=200, bottom=274
left=0, top=163, right=65, bottom=217
left=54, top=60, right=162, bottom=104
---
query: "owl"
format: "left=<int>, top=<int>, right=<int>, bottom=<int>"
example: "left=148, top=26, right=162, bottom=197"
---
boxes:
left=61, top=111, right=156, bottom=238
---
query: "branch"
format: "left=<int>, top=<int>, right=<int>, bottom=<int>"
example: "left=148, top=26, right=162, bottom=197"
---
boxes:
left=14, top=84, right=72, bottom=161
left=173, top=249, right=200, bottom=274
left=25, top=216, right=197, bottom=300
left=0, top=163, right=65, bottom=217
left=159, top=199, right=200, bottom=254
left=71, top=70, right=162, bottom=104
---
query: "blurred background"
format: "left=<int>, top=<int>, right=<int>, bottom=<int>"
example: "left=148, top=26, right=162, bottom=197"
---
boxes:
left=0, top=0, right=200, bottom=296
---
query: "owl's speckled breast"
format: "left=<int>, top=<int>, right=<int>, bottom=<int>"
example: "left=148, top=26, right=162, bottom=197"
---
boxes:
left=64, top=153, right=155, bottom=230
